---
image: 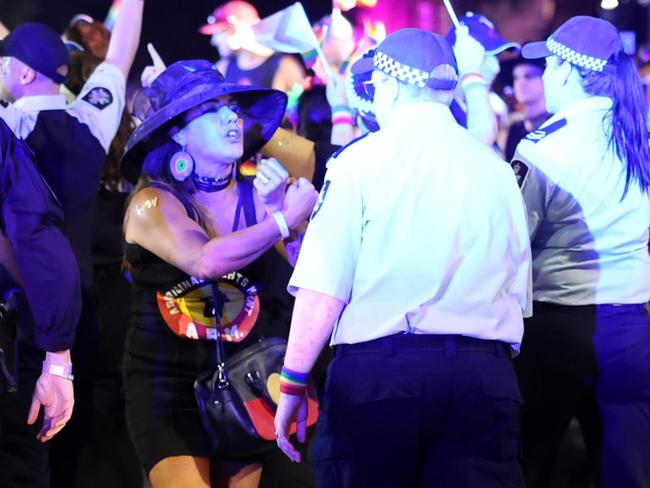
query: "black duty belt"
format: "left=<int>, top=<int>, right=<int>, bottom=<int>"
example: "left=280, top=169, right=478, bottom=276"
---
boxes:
left=335, top=333, right=510, bottom=358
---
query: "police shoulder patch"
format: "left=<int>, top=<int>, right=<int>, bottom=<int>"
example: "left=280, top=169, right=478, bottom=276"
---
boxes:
left=330, top=132, right=370, bottom=160
left=524, top=118, right=567, bottom=143
left=82, top=87, right=114, bottom=110
left=510, top=159, right=530, bottom=189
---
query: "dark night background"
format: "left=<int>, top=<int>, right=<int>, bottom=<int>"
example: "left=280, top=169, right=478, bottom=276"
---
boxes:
left=1, top=0, right=648, bottom=80
left=0, top=0, right=333, bottom=74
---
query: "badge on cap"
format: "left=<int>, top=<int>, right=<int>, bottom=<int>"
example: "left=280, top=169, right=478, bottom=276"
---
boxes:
left=82, top=87, right=114, bottom=110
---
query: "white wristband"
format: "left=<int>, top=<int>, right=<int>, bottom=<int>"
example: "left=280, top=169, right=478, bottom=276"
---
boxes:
left=272, top=211, right=290, bottom=239
left=43, top=362, right=74, bottom=381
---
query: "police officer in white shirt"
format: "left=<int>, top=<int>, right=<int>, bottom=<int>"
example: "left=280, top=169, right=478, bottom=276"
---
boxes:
left=274, top=28, right=531, bottom=488
left=0, top=5, right=142, bottom=486
left=511, top=16, right=650, bottom=488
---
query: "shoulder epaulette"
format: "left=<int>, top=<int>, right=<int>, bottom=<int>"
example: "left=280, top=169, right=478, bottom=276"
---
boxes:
left=331, top=132, right=370, bottom=160
left=524, top=118, right=567, bottom=143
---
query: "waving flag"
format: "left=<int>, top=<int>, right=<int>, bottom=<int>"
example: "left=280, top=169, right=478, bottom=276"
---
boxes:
left=103, top=0, right=122, bottom=31
left=252, top=2, right=320, bottom=54
left=252, top=2, right=334, bottom=78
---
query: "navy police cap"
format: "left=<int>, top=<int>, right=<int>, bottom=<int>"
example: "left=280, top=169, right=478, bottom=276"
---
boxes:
left=522, top=16, right=623, bottom=72
left=446, top=12, right=520, bottom=55
left=0, top=23, right=69, bottom=84
left=351, top=28, right=458, bottom=91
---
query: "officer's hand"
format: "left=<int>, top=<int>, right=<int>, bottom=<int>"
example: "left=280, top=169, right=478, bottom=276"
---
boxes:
left=253, top=158, right=290, bottom=214
left=27, top=373, right=74, bottom=443
left=282, top=178, right=318, bottom=229
left=274, top=392, right=308, bottom=462
left=140, top=43, right=166, bottom=88
left=453, top=25, right=485, bottom=75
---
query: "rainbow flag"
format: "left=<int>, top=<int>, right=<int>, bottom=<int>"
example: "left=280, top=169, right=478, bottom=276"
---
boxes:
left=104, top=0, right=122, bottom=31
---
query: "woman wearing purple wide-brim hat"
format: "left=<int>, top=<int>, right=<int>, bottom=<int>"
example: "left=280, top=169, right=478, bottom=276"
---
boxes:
left=511, top=16, right=650, bottom=488
left=121, top=59, right=318, bottom=487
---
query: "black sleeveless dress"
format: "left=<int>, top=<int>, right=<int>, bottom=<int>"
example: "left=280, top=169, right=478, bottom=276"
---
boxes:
left=122, top=180, right=282, bottom=472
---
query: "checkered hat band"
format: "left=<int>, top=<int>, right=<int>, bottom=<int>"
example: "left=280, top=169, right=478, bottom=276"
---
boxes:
left=373, top=51, right=430, bottom=87
left=547, top=38, right=607, bottom=72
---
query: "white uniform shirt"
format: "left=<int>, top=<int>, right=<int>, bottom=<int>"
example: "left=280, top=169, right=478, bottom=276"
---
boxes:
left=512, top=96, right=650, bottom=305
left=0, top=62, right=125, bottom=152
left=289, top=102, right=531, bottom=349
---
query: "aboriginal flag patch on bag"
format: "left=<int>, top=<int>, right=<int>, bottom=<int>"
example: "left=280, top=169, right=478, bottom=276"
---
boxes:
left=157, top=271, right=259, bottom=342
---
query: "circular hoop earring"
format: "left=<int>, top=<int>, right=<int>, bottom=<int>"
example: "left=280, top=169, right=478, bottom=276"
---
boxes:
left=169, top=149, right=195, bottom=182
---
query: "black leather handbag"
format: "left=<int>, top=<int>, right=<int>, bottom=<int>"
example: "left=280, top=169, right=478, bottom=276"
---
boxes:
left=194, top=285, right=318, bottom=457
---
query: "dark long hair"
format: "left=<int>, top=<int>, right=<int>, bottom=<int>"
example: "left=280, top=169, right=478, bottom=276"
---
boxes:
left=570, top=52, right=650, bottom=198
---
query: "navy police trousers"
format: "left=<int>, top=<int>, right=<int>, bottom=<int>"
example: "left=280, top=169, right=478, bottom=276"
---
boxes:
left=516, top=302, right=650, bottom=488
left=310, top=333, right=525, bottom=488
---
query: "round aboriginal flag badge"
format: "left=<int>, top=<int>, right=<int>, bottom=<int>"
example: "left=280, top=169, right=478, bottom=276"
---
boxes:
left=157, top=271, right=260, bottom=342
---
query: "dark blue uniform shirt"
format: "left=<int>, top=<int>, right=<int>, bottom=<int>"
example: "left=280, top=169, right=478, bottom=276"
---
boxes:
left=0, top=118, right=81, bottom=351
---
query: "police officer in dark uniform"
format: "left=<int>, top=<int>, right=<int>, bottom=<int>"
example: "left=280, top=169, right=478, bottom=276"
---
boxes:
left=0, top=4, right=143, bottom=485
left=0, top=117, right=81, bottom=487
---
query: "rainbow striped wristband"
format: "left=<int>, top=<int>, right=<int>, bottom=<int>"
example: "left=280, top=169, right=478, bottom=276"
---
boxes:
left=460, top=72, right=487, bottom=90
left=331, top=104, right=353, bottom=124
left=280, top=366, right=309, bottom=396
left=332, top=114, right=355, bottom=126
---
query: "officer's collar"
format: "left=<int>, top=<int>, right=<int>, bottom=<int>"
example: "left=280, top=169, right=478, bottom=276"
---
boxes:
left=540, top=96, right=612, bottom=131
left=14, top=94, right=67, bottom=112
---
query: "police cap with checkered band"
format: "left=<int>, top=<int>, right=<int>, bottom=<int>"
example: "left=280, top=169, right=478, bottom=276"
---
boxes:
left=350, top=28, right=458, bottom=90
left=521, top=16, right=623, bottom=72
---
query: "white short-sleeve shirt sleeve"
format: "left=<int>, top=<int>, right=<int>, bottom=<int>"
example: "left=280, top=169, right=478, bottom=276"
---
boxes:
left=67, top=62, right=126, bottom=153
left=288, top=154, right=363, bottom=302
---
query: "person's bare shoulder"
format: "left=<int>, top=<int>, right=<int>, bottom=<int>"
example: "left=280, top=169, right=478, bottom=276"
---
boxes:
left=125, top=186, right=187, bottom=241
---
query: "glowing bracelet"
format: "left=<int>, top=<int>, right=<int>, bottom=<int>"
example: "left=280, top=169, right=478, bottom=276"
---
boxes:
left=272, top=211, right=290, bottom=239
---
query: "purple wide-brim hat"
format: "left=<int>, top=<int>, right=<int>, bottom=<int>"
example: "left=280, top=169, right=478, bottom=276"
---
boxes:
left=122, top=59, right=287, bottom=184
